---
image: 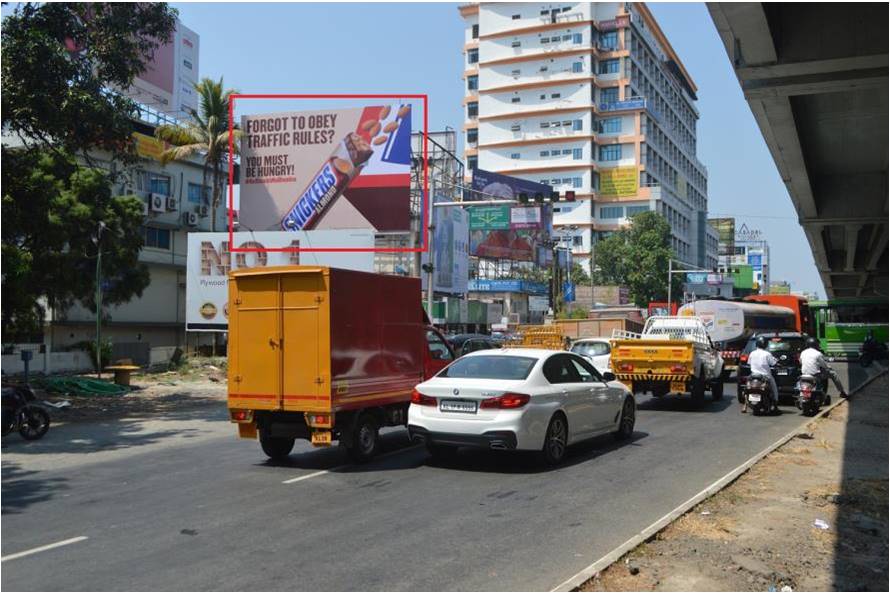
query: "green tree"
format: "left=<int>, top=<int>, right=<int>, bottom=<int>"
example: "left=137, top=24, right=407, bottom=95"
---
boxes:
left=155, top=78, right=242, bottom=231
left=1, top=2, right=177, bottom=338
left=2, top=151, right=150, bottom=337
left=570, top=261, right=591, bottom=285
left=2, top=3, right=178, bottom=163
left=592, top=211, right=683, bottom=307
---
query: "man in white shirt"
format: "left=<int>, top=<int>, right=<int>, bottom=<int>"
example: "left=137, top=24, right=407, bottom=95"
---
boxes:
left=744, top=336, right=778, bottom=413
left=800, top=337, right=847, bottom=398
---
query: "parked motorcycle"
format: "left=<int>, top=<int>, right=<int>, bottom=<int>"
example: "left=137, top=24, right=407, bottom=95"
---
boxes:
left=1, top=384, right=51, bottom=440
left=795, top=374, right=830, bottom=417
left=744, top=373, right=775, bottom=416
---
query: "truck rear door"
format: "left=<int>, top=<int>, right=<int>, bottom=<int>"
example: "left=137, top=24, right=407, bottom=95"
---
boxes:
left=230, top=273, right=283, bottom=410
left=281, top=270, right=330, bottom=412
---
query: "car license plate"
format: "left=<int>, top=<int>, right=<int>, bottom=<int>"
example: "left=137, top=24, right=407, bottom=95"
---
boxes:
left=748, top=394, right=761, bottom=403
left=440, top=400, right=477, bottom=414
left=670, top=381, right=686, bottom=393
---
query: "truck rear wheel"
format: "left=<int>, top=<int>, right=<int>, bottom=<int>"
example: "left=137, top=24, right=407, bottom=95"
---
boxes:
left=691, top=374, right=706, bottom=405
left=260, top=435, right=295, bottom=460
left=347, top=413, right=379, bottom=463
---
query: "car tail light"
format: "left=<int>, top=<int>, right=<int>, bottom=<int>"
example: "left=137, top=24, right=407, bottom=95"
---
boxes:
left=410, top=389, right=436, bottom=406
left=618, top=363, right=634, bottom=372
left=740, top=354, right=749, bottom=363
left=670, top=364, right=686, bottom=373
left=480, top=392, right=530, bottom=409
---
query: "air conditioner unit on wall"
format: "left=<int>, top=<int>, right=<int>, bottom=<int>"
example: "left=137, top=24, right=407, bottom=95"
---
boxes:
left=165, top=197, right=177, bottom=211
left=150, top=193, right=165, bottom=212
left=184, top=212, right=198, bottom=226
left=198, top=205, right=209, bottom=217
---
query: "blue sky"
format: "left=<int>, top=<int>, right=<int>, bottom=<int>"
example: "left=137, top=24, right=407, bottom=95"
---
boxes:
left=6, top=1, right=823, bottom=296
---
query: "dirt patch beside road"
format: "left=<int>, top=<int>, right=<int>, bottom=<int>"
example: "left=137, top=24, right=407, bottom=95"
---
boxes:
left=582, top=375, right=888, bottom=592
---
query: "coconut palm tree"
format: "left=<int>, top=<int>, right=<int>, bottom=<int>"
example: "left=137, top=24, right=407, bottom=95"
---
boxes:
left=155, top=77, right=240, bottom=232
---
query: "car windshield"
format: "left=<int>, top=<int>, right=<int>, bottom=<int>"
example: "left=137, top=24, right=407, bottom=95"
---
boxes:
left=571, top=342, right=609, bottom=357
left=767, top=338, right=805, bottom=354
left=438, top=355, right=537, bottom=380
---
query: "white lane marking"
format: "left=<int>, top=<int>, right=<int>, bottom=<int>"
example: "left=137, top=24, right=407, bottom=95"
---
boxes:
left=1, top=536, right=88, bottom=562
left=281, top=444, right=422, bottom=484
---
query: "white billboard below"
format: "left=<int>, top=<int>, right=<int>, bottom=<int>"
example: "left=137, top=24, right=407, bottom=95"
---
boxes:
left=421, top=206, right=469, bottom=295
left=186, top=231, right=374, bottom=331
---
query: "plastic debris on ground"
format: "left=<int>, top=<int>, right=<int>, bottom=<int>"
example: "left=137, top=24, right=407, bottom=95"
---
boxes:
left=37, top=377, right=130, bottom=397
left=813, top=519, right=830, bottom=530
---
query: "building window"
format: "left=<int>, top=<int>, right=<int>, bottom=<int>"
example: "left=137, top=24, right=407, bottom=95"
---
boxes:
left=472, top=24, right=479, bottom=39
left=626, top=205, right=650, bottom=217
left=511, top=40, right=521, bottom=48
left=143, top=226, right=171, bottom=250
left=467, top=48, right=478, bottom=64
left=511, top=96, right=521, bottom=103
left=511, top=69, right=521, bottom=76
left=510, top=124, right=521, bottom=132
left=601, top=117, right=621, bottom=134
left=540, top=150, right=549, bottom=157
left=600, top=206, right=624, bottom=219
left=540, top=122, right=550, bottom=128
left=510, top=153, right=520, bottom=159
left=573, top=236, right=583, bottom=246
left=572, top=148, right=582, bottom=160
left=551, top=93, right=561, bottom=99
left=541, top=37, right=550, bottom=44
left=467, top=155, right=478, bottom=170
left=562, top=148, right=572, bottom=155
left=467, top=129, right=478, bottom=144
left=599, top=31, right=618, bottom=50
left=511, top=14, right=520, bottom=20
left=600, top=87, right=619, bottom=104
left=541, top=179, right=549, bottom=185
left=599, top=145, right=621, bottom=161
left=598, top=59, right=620, bottom=74
left=467, top=75, right=478, bottom=91
left=572, top=119, right=583, bottom=131
left=467, top=102, right=478, bottom=118
left=573, top=33, right=582, bottom=44
left=572, top=62, right=583, bottom=73
left=573, top=177, right=583, bottom=188
left=562, top=34, right=572, bottom=41
left=187, top=183, right=209, bottom=205
left=137, top=171, right=171, bottom=196
left=182, top=59, right=192, bottom=70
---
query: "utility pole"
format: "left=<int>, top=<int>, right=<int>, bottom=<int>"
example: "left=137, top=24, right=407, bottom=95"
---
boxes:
left=93, top=221, right=106, bottom=379
left=425, top=180, right=436, bottom=321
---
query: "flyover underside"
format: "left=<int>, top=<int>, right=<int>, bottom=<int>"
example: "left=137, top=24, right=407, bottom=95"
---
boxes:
left=708, top=2, right=889, bottom=298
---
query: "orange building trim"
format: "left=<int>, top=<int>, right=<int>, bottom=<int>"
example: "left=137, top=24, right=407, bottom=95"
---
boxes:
left=480, top=76, right=594, bottom=95
left=478, top=20, right=594, bottom=41
left=478, top=134, right=596, bottom=150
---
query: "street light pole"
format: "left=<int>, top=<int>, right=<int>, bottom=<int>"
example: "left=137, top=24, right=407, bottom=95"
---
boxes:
left=93, top=221, right=106, bottom=379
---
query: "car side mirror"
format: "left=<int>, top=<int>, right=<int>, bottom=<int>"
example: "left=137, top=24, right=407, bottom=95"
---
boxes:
left=603, top=372, right=616, bottom=382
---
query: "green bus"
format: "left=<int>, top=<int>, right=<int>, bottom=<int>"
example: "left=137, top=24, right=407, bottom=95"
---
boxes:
left=810, top=297, right=888, bottom=359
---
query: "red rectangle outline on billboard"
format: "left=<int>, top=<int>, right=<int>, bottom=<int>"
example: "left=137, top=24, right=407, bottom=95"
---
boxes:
left=228, top=94, right=429, bottom=253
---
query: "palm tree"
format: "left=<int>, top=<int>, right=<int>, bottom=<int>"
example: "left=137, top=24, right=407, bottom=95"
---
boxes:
left=155, top=77, right=240, bottom=232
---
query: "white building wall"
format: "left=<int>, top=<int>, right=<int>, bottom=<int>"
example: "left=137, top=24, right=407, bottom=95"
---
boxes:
left=479, top=109, right=591, bottom=144
left=479, top=81, right=592, bottom=118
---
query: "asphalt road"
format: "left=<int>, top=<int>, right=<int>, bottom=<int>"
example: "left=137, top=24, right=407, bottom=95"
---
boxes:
left=1, top=363, right=876, bottom=591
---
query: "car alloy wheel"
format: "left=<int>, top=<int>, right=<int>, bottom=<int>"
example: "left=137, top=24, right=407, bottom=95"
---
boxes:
left=617, top=398, right=634, bottom=439
left=543, top=415, right=567, bottom=465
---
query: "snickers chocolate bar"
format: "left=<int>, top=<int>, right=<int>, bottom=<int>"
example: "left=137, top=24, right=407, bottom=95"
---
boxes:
left=281, top=133, right=373, bottom=231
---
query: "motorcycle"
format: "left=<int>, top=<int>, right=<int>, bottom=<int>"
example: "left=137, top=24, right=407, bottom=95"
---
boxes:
left=795, top=374, right=830, bottom=417
left=1, top=384, right=51, bottom=440
left=744, top=373, right=775, bottom=416
left=859, top=339, right=887, bottom=368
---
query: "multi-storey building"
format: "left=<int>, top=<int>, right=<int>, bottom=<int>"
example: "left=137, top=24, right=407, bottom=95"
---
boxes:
left=460, top=2, right=717, bottom=271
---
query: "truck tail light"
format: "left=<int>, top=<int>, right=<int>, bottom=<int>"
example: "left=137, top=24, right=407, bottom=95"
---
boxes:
left=480, top=393, right=530, bottom=409
left=411, top=388, right=436, bottom=406
left=618, top=363, right=634, bottom=372
left=670, top=364, right=686, bottom=373
left=308, top=414, right=329, bottom=425
left=230, top=409, right=252, bottom=422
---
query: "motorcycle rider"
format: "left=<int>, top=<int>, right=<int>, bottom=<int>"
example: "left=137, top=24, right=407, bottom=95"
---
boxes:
left=743, top=336, right=779, bottom=414
left=800, top=337, right=848, bottom=398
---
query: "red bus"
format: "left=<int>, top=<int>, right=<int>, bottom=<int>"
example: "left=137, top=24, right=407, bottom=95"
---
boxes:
left=744, top=294, right=810, bottom=334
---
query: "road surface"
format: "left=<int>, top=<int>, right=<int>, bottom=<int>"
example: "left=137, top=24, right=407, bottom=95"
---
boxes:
left=1, top=363, right=875, bottom=591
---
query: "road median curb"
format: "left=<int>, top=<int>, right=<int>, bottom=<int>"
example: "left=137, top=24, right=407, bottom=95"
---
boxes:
left=551, top=365, right=887, bottom=592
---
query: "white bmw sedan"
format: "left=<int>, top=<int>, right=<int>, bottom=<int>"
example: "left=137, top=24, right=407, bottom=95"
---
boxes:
left=408, top=349, right=635, bottom=465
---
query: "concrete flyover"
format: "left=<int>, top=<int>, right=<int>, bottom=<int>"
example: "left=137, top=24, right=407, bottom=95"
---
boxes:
left=708, top=3, right=888, bottom=298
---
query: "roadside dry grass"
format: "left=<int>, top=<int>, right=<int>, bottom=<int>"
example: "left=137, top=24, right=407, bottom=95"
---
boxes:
left=582, top=375, right=888, bottom=592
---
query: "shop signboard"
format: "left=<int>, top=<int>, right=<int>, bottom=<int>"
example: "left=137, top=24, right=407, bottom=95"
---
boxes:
left=468, top=279, right=548, bottom=295
left=186, top=231, right=374, bottom=331
left=528, top=295, right=549, bottom=311
left=239, top=105, right=412, bottom=233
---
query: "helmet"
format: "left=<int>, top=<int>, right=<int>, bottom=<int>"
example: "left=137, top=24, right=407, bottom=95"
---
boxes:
left=806, top=337, right=820, bottom=350
left=755, top=336, right=768, bottom=349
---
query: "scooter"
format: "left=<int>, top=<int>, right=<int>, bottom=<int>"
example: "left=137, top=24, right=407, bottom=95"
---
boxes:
left=1, top=384, right=51, bottom=440
left=795, top=374, right=830, bottom=417
left=743, top=373, right=775, bottom=416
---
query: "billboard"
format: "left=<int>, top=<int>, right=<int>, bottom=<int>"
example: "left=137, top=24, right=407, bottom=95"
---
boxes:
left=599, top=167, right=638, bottom=197
left=239, top=105, right=411, bottom=233
left=185, top=231, right=374, bottom=331
left=468, top=204, right=552, bottom=262
left=471, top=169, right=553, bottom=201
left=421, top=206, right=469, bottom=295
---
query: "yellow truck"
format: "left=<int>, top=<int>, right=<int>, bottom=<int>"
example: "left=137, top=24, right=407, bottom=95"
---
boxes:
left=609, top=316, right=724, bottom=403
left=227, top=266, right=454, bottom=462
